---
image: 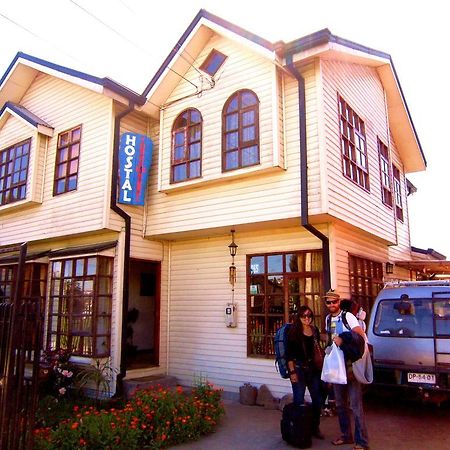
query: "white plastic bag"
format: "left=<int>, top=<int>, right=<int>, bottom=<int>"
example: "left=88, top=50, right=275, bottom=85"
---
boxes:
left=321, top=343, right=347, bottom=384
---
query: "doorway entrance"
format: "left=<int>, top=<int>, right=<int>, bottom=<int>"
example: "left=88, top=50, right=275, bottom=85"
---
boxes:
left=126, top=259, right=160, bottom=370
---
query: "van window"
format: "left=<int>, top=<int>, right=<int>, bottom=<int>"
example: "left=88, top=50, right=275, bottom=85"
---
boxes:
left=373, top=298, right=434, bottom=337
left=434, top=299, right=450, bottom=336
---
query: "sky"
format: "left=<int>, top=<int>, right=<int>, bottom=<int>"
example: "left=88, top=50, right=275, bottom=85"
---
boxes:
left=1, top=0, right=449, bottom=258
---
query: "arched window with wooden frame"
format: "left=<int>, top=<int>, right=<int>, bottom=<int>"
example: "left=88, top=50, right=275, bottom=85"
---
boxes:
left=222, top=89, right=260, bottom=172
left=171, top=108, right=202, bottom=183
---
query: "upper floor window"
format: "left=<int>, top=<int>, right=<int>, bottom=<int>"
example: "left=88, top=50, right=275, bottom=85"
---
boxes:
left=378, top=139, right=393, bottom=207
left=47, top=256, right=113, bottom=357
left=222, top=90, right=259, bottom=172
left=54, top=125, right=81, bottom=195
left=199, top=49, right=227, bottom=77
left=171, top=109, right=202, bottom=183
left=0, top=139, right=31, bottom=206
left=392, top=165, right=404, bottom=222
left=338, top=96, right=369, bottom=190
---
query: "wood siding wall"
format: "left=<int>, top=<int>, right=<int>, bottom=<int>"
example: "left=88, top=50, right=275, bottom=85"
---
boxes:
left=144, top=34, right=322, bottom=238
left=386, top=132, right=413, bottom=262
left=0, top=73, right=113, bottom=244
left=0, top=115, right=40, bottom=210
left=167, top=226, right=325, bottom=397
left=331, top=220, right=411, bottom=296
left=321, top=59, right=401, bottom=244
left=284, top=61, right=323, bottom=216
left=113, top=110, right=168, bottom=374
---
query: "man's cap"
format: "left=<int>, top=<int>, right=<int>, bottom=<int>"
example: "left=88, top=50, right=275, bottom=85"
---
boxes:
left=323, top=289, right=340, bottom=300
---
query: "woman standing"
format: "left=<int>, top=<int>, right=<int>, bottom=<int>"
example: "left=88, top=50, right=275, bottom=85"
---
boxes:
left=286, top=305, right=324, bottom=440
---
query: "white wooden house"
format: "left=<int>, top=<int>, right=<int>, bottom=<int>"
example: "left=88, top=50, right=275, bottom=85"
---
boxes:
left=0, top=10, right=444, bottom=398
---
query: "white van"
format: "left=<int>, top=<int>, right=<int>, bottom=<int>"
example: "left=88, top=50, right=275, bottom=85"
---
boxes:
left=367, top=281, right=450, bottom=403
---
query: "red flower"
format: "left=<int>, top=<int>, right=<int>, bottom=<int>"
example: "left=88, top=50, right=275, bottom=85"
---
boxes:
left=71, top=422, right=79, bottom=430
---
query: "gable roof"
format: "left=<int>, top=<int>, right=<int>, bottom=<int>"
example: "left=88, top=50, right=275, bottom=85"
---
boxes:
left=0, top=101, right=54, bottom=136
left=0, top=51, right=146, bottom=110
left=140, top=9, right=278, bottom=118
left=281, top=29, right=426, bottom=172
left=141, top=10, right=426, bottom=173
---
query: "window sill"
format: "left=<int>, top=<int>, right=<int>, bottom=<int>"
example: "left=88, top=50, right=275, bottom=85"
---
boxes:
left=0, top=198, right=41, bottom=213
left=160, top=164, right=285, bottom=194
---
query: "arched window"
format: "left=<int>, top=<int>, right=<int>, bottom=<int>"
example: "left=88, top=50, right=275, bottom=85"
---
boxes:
left=222, top=89, right=259, bottom=171
left=171, top=108, right=202, bottom=183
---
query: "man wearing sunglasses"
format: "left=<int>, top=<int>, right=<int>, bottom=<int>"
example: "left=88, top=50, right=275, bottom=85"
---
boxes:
left=324, top=290, right=369, bottom=450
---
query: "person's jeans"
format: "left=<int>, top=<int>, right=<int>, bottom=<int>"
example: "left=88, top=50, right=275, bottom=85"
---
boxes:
left=333, top=377, right=369, bottom=448
left=291, top=364, right=322, bottom=432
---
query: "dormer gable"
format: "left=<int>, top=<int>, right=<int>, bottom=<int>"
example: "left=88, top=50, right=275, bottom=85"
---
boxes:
left=0, top=101, right=53, bottom=136
left=140, top=9, right=280, bottom=119
left=0, top=51, right=145, bottom=109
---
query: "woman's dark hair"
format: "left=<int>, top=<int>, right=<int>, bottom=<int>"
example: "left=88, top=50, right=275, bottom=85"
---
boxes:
left=291, top=305, right=314, bottom=336
left=297, top=305, right=314, bottom=320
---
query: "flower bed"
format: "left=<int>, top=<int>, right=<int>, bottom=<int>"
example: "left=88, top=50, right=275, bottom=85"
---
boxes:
left=33, top=383, right=224, bottom=449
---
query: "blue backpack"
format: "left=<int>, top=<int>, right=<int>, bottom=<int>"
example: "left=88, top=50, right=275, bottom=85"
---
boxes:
left=274, top=323, right=292, bottom=378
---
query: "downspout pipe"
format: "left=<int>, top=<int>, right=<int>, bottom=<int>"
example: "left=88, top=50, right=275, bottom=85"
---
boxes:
left=285, top=55, right=331, bottom=291
left=111, top=103, right=135, bottom=393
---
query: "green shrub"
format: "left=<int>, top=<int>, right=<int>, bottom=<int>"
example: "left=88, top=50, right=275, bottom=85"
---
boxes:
left=34, top=383, right=224, bottom=449
left=75, top=358, right=117, bottom=402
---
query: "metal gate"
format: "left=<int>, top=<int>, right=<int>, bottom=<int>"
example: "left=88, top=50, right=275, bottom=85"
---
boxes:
left=0, top=243, right=44, bottom=449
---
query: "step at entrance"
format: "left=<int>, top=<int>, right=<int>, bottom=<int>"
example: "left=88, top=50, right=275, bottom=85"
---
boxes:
left=123, top=374, right=178, bottom=399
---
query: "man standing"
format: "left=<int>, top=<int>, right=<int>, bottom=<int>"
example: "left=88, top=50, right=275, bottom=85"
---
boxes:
left=324, top=290, right=369, bottom=450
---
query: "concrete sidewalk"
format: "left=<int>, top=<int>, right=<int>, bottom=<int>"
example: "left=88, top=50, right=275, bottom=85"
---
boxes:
left=172, top=395, right=450, bottom=450
left=172, top=399, right=339, bottom=450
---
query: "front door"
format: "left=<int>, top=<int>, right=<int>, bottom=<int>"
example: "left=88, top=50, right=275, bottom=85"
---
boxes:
left=126, top=260, right=160, bottom=370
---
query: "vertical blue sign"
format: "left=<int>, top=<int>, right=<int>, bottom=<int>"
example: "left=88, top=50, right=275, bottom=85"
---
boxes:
left=118, top=132, right=153, bottom=205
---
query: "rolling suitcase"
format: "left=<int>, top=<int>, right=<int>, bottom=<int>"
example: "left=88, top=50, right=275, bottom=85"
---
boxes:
left=280, top=402, right=313, bottom=448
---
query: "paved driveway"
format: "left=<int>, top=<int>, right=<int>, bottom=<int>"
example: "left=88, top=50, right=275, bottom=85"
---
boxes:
left=172, top=393, right=450, bottom=450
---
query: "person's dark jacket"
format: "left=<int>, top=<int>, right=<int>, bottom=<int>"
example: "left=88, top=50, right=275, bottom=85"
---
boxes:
left=338, top=331, right=365, bottom=362
left=285, top=325, right=320, bottom=369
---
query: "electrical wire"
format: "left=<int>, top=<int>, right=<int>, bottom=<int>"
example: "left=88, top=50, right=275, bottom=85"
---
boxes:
left=0, top=10, right=81, bottom=64
left=69, top=0, right=199, bottom=91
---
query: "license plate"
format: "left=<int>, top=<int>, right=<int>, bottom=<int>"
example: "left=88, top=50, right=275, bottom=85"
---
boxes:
left=407, top=372, right=436, bottom=384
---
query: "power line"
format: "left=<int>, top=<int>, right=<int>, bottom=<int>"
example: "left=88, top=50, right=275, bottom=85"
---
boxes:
left=69, top=0, right=199, bottom=91
left=0, top=10, right=81, bottom=64
left=117, top=0, right=205, bottom=79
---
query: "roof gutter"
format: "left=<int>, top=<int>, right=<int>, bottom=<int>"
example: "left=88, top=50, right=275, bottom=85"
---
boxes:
left=285, top=55, right=331, bottom=291
left=110, top=103, right=135, bottom=393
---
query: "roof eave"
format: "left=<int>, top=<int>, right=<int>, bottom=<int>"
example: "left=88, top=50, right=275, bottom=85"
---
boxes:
left=0, top=52, right=145, bottom=108
left=141, top=8, right=276, bottom=115
left=283, top=30, right=426, bottom=173
left=0, top=101, right=54, bottom=136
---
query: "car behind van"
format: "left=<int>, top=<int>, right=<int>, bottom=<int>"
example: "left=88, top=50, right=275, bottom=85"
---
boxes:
left=367, top=281, right=450, bottom=403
